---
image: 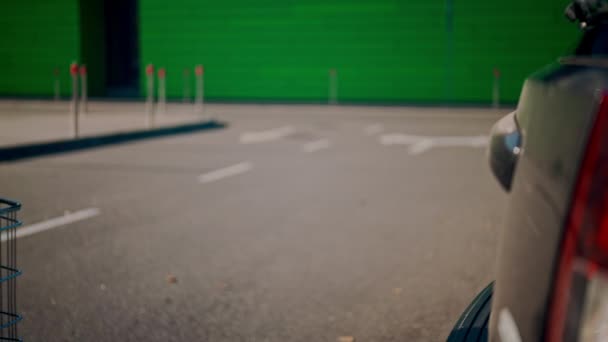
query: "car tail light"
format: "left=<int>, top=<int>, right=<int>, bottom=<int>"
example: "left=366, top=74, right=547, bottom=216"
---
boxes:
left=546, top=93, right=608, bottom=342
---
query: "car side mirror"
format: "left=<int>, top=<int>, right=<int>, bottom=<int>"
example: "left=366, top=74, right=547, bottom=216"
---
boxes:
left=488, top=111, right=522, bottom=191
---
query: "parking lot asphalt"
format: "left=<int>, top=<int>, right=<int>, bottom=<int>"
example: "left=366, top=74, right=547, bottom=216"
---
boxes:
left=0, top=103, right=508, bottom=341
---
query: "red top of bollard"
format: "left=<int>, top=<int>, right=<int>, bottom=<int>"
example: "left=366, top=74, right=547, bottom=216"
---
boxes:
left=158, top=68, right=166, bottom=78
left=329, top=68, right=337, bottom=76
left=493, top=68, right=501, bottom=78
left=195, top=65, right=204, bottom=76
left=70, top=62, right=79, bottom=76
left=79, top=65, right=87, bottom=76
left=54, top=67, right=60, bottom=76
left=146, top=64, right=155, bottom=76
left=184, top=68, right=190, bottom=76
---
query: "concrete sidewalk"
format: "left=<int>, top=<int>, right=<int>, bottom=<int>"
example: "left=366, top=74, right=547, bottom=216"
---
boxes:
left=0, top=99, right=507, bottom=148
left=0, top=100, right=210, bottom=147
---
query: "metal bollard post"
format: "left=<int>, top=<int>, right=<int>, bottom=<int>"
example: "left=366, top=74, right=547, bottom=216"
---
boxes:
left=493, top=68, right=501, bottom=109
left=53, top=67, right=60, bottom=101
left=157, top=68, right=167, bottom=115
left=79, top=65, right=88, bottom=114
left=183, top=68, right=191, bottom=103
left=69, top=62, right=80, bottom=138
left=145, top=64, right=155, bottom=128
left=195, top=65, right=204, bottom=116
left=329, top=68, right=338, bottom=105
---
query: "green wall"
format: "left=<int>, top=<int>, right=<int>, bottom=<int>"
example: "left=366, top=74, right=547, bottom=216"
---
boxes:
left=450, top=0, right=579, bottom=103
left=0, top=1, right=81, bottom=97
left=0, top=0, right=580, bottom=103
left=140, top=0, right=579, bottom=104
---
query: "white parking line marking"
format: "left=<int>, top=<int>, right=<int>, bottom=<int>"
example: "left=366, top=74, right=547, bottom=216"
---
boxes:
left=198, top=162, right=253, bottom=184
left=364, top=124, right=384, bottom=136
left=408, top=139, right=434, bottom=155
left=240, top=126, right=295, bottom=144
left=380, top=134, right=424, bottom=145
left=380, top=133, right=488, bottom=155
left=13, top=208, right=101, bottom=240
left=498, top=308, right=522, bottom=342
left=302, top=139, right=331, bottom=153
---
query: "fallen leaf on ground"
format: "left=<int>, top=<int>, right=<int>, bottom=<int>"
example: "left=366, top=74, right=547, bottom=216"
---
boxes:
left=166, top=274, right=178, bottom=284
left=217, top=282, right=227, bottom=289
left=338, top=336, right=355, bottom=342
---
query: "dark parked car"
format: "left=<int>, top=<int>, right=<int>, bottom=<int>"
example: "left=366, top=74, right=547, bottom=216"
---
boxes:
left=448, top=1, right=608, bottom=341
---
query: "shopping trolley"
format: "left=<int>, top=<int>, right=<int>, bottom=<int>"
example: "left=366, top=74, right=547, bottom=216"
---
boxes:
left=0, top=199, right=21, bottom=341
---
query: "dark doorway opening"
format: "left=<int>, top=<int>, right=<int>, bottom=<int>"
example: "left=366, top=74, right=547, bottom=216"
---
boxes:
left=103, top=0, right=139, bottom=97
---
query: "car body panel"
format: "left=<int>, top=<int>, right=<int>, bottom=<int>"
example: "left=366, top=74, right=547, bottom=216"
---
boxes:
left=488, top=62, right=607, bottom=341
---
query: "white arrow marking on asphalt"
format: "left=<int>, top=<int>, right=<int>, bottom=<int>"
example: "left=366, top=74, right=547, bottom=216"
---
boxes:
left=408, top=139, right=434, bottom=155
left=11, top=208, right=101, bottom=240
left=240, top=126, right=295, bottom=144
left=364, top=124, right=384, bottom=136
left=302, top=139, right=331, bottom=153
left=380, top=134, right=489, bottom=155
left=380, top=134, right=426, bottom=145
left=198, top=162, right=253, bottom=184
